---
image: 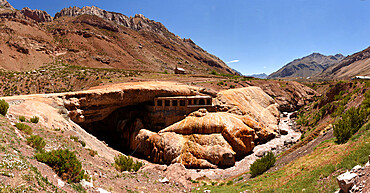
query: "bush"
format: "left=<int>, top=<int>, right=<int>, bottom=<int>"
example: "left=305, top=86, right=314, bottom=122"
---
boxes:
left=15, top=123, right=32, bottom=135
left=334, top=107, right=367, bottom=143
left=113, top=154, right=143, bottom=172
left=210, top=70, right=217, bottom=75
left=250, top=151, right=276, bottom=177
left=80, top=140, right=86, bottom=147
left=70, top=135, right=79, bottom=142
left=0, top=99, right=9, bottom=116
left=30, top=116, right=39, bottom=123
left=19, top=116, right=26, bottom=122
left=26, top=135, right=46, bottom=151
left=35, top=149, right=86, bottom=183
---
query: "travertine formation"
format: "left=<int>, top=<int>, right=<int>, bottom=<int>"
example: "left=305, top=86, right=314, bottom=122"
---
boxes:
left=4, top=82, right=280, bottom=168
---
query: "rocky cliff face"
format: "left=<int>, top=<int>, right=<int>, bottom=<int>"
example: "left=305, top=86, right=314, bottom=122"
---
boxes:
left=55, top=6, right=166, bottom=34
left=268, top=53, right=344, bottom=79
left=0, top=0, right=14, bottom=10
left=248, top=80, right=317, bottom=112
left=21, top=7, right=53, bottom=22
left=316, top=47, right=370, bottom=80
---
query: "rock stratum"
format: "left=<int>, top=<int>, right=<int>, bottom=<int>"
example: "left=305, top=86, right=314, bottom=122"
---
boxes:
left=268, top=53, right=344, bottom=79
left=0, top=1, right=235, bottom=75
left=4, top=82, right=279, bottom=169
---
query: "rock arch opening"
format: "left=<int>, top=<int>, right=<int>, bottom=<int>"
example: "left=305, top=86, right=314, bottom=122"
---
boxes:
left=74, top=95, right=216, bottom=159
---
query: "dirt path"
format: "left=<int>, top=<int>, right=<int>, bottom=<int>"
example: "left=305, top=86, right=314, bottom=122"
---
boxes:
left=188, top=113, right=301, bottom=180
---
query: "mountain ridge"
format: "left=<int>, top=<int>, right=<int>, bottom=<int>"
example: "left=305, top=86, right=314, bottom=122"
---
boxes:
left=268, top=52, right=344, bottom=79
left=315, top=46, right=370, bottom=80
left=0, top=2, right=235, bottom=74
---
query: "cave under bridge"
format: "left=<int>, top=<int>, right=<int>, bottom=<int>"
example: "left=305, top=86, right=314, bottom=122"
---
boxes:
left=78, top=95, right=215, bottom=156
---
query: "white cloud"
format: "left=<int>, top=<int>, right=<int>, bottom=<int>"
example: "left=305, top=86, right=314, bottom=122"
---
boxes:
left=226, top=60, right=240, bottom=64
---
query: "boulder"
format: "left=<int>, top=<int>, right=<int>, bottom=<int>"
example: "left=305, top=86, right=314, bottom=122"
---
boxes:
left=337, top=171, right=357, bottom=193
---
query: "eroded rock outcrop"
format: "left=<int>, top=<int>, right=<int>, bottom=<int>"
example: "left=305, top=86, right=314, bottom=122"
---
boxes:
left=4, top=82, right=282, bottom=169
left=0, top=0, right=14, bottom=10
left=62, top=81, right=201, bottom=124
left=248, top=80, right=317, bottom=111
left=21, top=7, right=53, bottom=22
left=216, top=86, right=279, bottom=137
left=54, top=6, right=166, bottom=33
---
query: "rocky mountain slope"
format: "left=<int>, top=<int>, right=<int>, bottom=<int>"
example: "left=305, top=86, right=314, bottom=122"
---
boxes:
left=0, top=2, right=235, bottom=74
left=0, top=0, right=13, bottom=10
left=316, top=46, right=370, bottom=80
left=268, top=53, right=344, bottom=79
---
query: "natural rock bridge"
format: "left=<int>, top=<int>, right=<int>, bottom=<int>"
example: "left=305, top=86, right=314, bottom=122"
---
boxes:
left=5, top=81, right=281, bottom=168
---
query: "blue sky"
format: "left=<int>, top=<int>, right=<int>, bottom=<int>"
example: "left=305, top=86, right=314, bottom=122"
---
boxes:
left=8, top=0, right=370, bottom=75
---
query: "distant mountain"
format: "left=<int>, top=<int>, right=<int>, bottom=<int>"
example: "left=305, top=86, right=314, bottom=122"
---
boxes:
left=249, top=73, right=268, bottom=79
left=315, top=47, right=370, bottom=80
left=268, top=53, right=344, bottom=79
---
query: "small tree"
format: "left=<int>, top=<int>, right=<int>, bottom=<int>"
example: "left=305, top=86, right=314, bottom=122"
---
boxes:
left=0, top=99, right=9, bottom=116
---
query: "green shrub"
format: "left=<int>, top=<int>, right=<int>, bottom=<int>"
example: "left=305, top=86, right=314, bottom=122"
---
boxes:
left=79, top=140, right=86, bottom=147
left=30, top=116, right=39, bottom=123
left=334, top=107, right=367, bottom=143
left=0, top=99, right=9, bottom=116
left=15, top=123, right=32, bottom=135
left=26, top=135, right=46, bottom=151
left=250, top=151, right=276, bottom=177
left=19, top=116, right=26, bottom=122
left=113, top=154, right=143, bottom=172
left=70, top=135, right=79, bottom=142
left=35, top=149, right=86, bottom=183
left=210, top=70, right=217, bottom=75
